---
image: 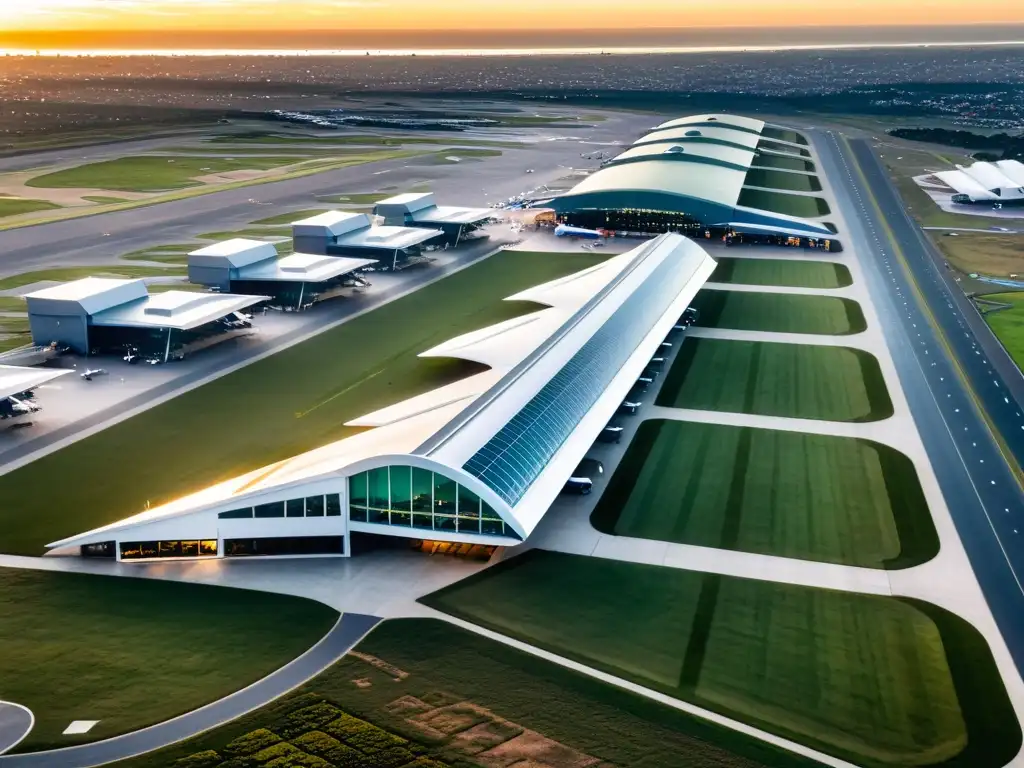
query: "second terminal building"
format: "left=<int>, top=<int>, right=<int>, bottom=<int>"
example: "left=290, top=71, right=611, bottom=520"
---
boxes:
left=51, top=233, right=716, bottom=561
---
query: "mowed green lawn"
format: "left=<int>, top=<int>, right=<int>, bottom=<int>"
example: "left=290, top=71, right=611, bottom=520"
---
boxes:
left=737, top=187, right=830, bottom=218
left=657, top=337, right=893, bottom=422
left=118, top=618, right=819, bottom=768
left=0, top=196, right=61, bottom=218
left=751, top=154, right=816, bottom=173
left=0, top=251, right=605, bottom=555
left=742, top=167, right=822, bottom=193
left=0, top=568, right=337, bottom=752
left=692, top=288, right=867, bottom=334
left=984, top=292, right=1024, bottom=372
left=710, top=257, right=852, bottom=289
left=26, top=156, right=304, bottom=192
left=592, top=421, right=937, bottom=568
left=424, top=551, right=1020, bottom=768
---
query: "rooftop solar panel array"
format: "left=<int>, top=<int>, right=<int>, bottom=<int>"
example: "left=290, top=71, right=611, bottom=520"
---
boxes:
left=462, top=251, right=691, bottom=506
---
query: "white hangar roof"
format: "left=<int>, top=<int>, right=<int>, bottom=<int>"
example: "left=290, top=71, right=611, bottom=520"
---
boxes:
left=936, top=159, right=1024, bottom=202
left=50, top=234, right=716, bottom=551
left=0, top=365, right=71, bottom=400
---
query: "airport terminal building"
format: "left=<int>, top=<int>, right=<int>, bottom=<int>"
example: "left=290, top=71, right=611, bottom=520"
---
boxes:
left=50, top=234, right=716, bottom=561
left=544, top=114, right=837, bottom=247
left=934, top=159, right=1024, bottom=205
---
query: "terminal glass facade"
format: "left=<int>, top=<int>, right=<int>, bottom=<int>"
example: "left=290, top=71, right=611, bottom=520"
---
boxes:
left=464, top=248, right=690, bottom=505
left=218, top=493, right=342, bottom=519
left=564, top=208, right=703, bottom=234
left=348, top=466, right=520, bottom=539
left=120, top=539, right=218, bottom=560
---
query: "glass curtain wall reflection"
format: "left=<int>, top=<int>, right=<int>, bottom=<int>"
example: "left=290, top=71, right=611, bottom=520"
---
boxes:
left=349, top=465, right=519, bottom=540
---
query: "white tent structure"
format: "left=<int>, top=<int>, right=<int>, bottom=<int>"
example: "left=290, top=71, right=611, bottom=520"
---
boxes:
left=49, top=234, right=716, bottom=562
left=935, top=159, right=1024, bottom=203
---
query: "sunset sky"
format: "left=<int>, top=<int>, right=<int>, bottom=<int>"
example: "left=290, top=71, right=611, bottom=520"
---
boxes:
left=3, top=0, right=1024, bottom=31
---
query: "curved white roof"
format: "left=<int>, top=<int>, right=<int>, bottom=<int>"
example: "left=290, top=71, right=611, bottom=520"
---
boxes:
left=0, top=365, right=71, bottom=400
left=651, top=113, right=765, bottom=135
left=633, top=124, right=762, bottom=151
left=936, top=160, right=1024, bottom=202
left=561, top=159, right=746, bottom=209
left=608, top=142, right=756, bottom=171
left=49, top=234, right=716, bottom=550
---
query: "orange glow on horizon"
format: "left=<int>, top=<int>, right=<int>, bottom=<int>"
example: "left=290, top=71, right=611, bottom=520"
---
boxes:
left=3, top=0, right=1024, bottom=33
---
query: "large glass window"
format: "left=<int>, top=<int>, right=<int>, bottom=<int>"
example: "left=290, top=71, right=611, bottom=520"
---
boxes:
left=306, top=495, right=325, bottom=517
left=326, top=493, right=342, bottom=517
left=223, top=536, right=344, bottom=557
left=120, top=539, right=219, bottom=560
left=218, top=507, right=253, bottom=519
left=347, top=466, right=519, bottom=540
left=254, top=501, right=285, bottom=519
left=286, top=498, right=305, bottom=518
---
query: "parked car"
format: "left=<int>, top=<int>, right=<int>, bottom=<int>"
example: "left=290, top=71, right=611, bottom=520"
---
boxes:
left=597, top=424, right=624, bottom=444
left=563, top=458, right=604, bottom=495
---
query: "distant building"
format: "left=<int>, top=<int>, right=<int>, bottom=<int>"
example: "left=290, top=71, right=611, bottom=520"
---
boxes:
left=290, top=211, right=441, bottom=270
left=25, top=278, right=263, bottom=361
left=935, top=159, right=1024, bottom=205
left=373, top=193, right=493, bottom=246
left=188, top=239, right=375, bottom=311
left=543, top=113, right=837, bottom=248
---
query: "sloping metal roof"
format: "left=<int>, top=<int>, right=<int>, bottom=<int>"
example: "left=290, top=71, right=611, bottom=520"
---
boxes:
left=236, top=253, right=376, bottom=282
left=633, top=124, right=762, bottom=151
left=89, top=291, right=265, bottom=330
left=291, top=211, right=372, bottom=238
left=650, top=113, right=766, bottom=135
left=25, top=278, right=148, bottom=316
left=558, top=158, right=747, bottom=209
left=0, top=365, right=71, bottom=400
left=606, top=142, right=756, bottom=172
left=188, top=239, right=278, bottom=270
left=336, top=225, right=442, bottom=249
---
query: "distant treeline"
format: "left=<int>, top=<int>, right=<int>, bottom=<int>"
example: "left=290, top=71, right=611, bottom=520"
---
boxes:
left=888, top=127, right=1024, bottom=161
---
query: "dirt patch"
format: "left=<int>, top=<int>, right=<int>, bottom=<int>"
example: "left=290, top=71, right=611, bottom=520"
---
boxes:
left=392, top=696, right=611, bottom=768
left=349, top=651, right=409, bottom=681
left=0, top=174, right=151, bottom=206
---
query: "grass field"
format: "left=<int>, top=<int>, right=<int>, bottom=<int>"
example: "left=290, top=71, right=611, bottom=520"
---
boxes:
left=691, top=288, right=867, bottom=335
left=0, top=297, right=27, bottom=311
left=756, top=140, right=812, bottom=158
left=737, top=188, right=831, bottom=218
left=742, top=168, right=822, bottom=193
left=81, top=195, right=130, bottom=204
left=208, top=133, right=521, bottom=149
left=118, top=617, right=819, bottom=768
left=0, top=250, right=605, bottom=555
left=751, top=154, right=816, bottom=173
left=760, top=126, right=809, bottom=145
left=0, top=265, right=180, bottom=292
left=710, top=257, right=852, bottom=289
left=984, top=292, right=1024, bottom=371
left=423, top=551, right=1021, bottom=768
left=253, top=208, right=332, bottom=225
left=0, top=568, right=337, bottom=753
left=0, top=316, right=33, bottom=351
left=0, top=196, right=61, bottom=218
left=592, top=420, right=936, bottom=568
left=25, top=155, right=308, bottom=192
left=656, top=337, right=893, bottom=421
left=931, top=233, right=1024, bottom=278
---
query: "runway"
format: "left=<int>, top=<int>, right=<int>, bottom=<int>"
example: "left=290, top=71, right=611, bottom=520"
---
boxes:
left=0, top=111, right=649, bottom=278
left=816, top=130, right=1024, bottom=671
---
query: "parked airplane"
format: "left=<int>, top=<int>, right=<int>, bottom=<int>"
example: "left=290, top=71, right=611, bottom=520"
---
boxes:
left=554, top=224, right=605, bottom=239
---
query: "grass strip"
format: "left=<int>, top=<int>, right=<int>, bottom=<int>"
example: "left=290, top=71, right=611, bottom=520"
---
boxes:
left=423, top=550, right=1018, bottom=768
left=710, top=258, right=852, bottom=289
left=592, top=420, right=937, bottom=568
left=0, top=567, right=337, bottom=753
left=691, top=288, right=866, bottom=334
left=656, top=337, right=892, bottom=421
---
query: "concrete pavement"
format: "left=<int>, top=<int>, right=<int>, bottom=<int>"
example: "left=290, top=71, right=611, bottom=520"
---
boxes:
left=0, top=705, right=32, bottom=757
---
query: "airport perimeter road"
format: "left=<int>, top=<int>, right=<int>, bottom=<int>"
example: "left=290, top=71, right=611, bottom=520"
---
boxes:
left=815, top=131, right=1024, bottom=668
left=0, top=613, right=381, bottom=768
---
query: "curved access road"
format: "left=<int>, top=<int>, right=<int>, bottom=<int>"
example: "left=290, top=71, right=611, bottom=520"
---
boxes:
left=0, top=704, right=33, bottom=756
left=0, top=612, right=380, bottom=768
